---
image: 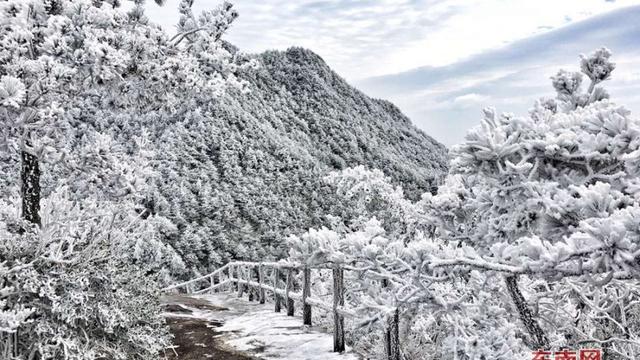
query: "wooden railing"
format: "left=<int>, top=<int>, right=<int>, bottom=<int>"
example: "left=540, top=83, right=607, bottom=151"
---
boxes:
left=162, top=261, right=401, bottom=360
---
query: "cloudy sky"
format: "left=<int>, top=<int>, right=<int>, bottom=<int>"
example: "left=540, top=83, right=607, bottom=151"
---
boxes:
left=146, top=0, right=640, bottom=146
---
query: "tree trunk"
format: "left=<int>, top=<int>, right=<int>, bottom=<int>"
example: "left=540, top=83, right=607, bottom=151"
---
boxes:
left=21, top=150, right=41, bottom=226
left=505, top=275, right=548, bottom=349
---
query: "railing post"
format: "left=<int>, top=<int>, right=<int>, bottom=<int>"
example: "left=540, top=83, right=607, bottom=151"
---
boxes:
left=274, top=267, right=282, bottom=313
left=248, top=265, right=255, bottom=301
left=285, top=268, right=295, bottom=316
left=4, top=330, right=17, bottom=358
left=244, top=265, right=256, bottom=301
left=237, top=265, right=245, bottom=298
left=230, top=264, right=236, bottom=292
left=1, top=329, right=19, bottom=358
left=384, top=308, right=400, bottom=360
left=259, top=263, right=266, bottom=304
left=251, top=265, right=260, bottom=302
left=302, top=266, right=312, bottom=326
left=333, top=266, right=345, bottom=353
left=214, top=275, right=217, bottom=294
left=3, top=331, right=9, bottom=358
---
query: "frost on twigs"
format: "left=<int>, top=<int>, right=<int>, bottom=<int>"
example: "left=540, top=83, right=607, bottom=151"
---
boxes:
left=580, top=47, right=616, bottom=85
left=0, top=188, right=184, bottom=358
left=442, top=48, right=640, bottom=357
left=550, top=47, right=615, bottom=111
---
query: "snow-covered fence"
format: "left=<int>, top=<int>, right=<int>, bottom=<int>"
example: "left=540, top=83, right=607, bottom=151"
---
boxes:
left=162, top=261, right=401, bottom=360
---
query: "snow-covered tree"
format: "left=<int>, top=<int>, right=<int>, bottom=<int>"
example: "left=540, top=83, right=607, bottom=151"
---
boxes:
left=0, top=0, right=243, bottom=358
left=439, top=47, right=640, bottom=357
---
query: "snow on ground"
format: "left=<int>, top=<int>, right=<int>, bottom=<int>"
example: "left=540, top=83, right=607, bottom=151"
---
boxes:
left=181, top=293, right=361, bottom=360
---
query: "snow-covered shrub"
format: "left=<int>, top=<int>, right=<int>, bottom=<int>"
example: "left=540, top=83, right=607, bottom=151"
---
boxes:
left=290, top=213, right=530, bottom=360
left=324, top=166, right=428, bottom=241
left=0, top=189, right=179, bottom=359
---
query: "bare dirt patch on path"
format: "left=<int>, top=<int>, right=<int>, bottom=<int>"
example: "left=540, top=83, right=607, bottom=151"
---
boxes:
left=162, top=294, right=257, bottom=360
left=162, top=293, right=362, bottom=360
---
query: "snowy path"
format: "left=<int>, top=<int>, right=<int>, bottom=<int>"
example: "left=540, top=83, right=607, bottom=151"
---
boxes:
left=162, top=293, right=361, bottom=360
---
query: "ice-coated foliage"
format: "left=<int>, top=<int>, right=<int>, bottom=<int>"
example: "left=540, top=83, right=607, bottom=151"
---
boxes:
left=441, top=47, right=640, bottom=358
left=289, top=48, right=640, bottom=359
left=0, top=0, right=242, bottom=358
left=0, top=189, right=180, bottom=359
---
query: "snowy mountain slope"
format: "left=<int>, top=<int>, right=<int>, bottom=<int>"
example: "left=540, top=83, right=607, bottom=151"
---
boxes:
left=244, top=47, right=447, bottom=197
left=152, top=47, right=448, bottom=272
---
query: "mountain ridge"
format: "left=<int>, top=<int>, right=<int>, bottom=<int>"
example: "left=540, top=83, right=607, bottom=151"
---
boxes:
left=152, top=46, right=449, bottom=271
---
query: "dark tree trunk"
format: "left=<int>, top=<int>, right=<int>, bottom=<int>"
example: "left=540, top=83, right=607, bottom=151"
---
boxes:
left=505, top=275, right=549, bottom=349
left=21, top=150, right=41, bottom=226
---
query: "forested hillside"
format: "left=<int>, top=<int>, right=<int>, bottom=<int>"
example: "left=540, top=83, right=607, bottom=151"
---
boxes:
left=152, top=46, right=448, bottom=272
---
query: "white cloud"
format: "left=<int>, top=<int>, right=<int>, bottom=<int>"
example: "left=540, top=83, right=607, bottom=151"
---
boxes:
left=452, top=93, right=489, bottom=108
left=146, top=0, right=640, bottom=81
left=358, top=5, right=640, bottom=146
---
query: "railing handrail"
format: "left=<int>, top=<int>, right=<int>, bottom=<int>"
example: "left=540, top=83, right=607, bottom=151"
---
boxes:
left=161, top=263, right=231, bottom=292
left=161, top=260, right=347, bottom=292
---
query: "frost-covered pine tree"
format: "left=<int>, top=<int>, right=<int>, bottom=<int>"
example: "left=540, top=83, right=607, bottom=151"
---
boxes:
left=431, top=47, right=640, bottom=357
left=0, top=0, right=244, bottom=358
